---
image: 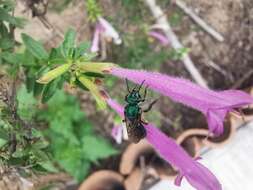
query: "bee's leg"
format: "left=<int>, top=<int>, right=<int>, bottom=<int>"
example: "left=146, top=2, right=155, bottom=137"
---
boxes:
left=141, top=120, right=148, bottom=125
left=143, top=99, right=158, bottom=112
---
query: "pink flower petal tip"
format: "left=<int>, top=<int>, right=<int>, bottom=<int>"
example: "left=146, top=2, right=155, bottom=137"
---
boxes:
left=110, top=67, right=253, bottom=136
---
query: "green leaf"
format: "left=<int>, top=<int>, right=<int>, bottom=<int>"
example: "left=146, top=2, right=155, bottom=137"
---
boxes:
left=25, top=74, right=35, bottom=93
left=38, top=161, right=59, bottom=173
left=41, top=78, right=60, bottom=103
left=0, top=8, right=26, bottom=28
left=21, top=33, right=49, bottom=60
left=0, top=22, right=9, bottom=37
left=0, top=52, right=21, bottom=64
left=74, top=42, right=90, bottom=59
left=82, top=135, right=117, bottom=163
left=0, top=37, right=14, bottom=49
left=17, top=85, right=37, bottom=120
left=0, top=138, right=7, bottom=148
left=61, top=28, right=76, bottom=57
left=83, top=72, right=105, bottom=78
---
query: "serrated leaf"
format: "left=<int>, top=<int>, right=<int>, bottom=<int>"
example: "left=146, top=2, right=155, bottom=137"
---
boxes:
left=82, top=135, right=117, bottom=163
left=21, top=33, right=49, bottom=60
left=61, top=28, right=76, bottom=57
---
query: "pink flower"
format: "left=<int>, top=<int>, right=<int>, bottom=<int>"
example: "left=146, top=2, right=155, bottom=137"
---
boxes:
left=109, top=67, right=253, bottom=136
left=91, top=17, right=122, bottom=53
left=106, top=98, right=222, bottom=190
left=148, top=30, right=170, bottom=46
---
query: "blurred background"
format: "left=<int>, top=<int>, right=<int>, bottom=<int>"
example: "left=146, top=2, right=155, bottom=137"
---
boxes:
left=0, top=0, right=252, bottom=189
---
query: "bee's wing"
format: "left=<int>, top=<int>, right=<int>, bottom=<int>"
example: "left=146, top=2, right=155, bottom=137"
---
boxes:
left=125, top=118, right=146, bottom=143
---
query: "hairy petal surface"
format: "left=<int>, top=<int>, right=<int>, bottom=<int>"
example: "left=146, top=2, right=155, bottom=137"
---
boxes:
left=110, top=67, right=253, bottom=135
left=106, top=98, right=221, bottom=190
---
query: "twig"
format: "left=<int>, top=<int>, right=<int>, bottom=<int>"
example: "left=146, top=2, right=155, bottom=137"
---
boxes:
left=231, top=69, right=253, bottom=89
left=145, top=0, right=208, bottom=88
left=174, top=0, right=224, bottom=42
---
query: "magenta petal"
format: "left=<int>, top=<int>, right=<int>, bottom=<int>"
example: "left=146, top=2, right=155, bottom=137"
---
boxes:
left=145, top=124, right=222, bottom=190
left=106, top=98, right=222, bottom=190
left=110, top=67, right=253, bottom=135
left=149, top=31, right=170, bottom=46
left=175, top=173, right=184, bottom=186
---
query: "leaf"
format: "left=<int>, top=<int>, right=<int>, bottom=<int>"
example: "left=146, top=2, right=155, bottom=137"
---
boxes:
left=21, top=33, right=49, bottom=60
left=17, top=85, right=37, bottom=120
left=41, top=78, right=60, bottom=103
left=0, top=37, right=14, bottom=49
left=0, top=138, right=7, bottom=148
left=83, top=72, right=105, bottom=78
left=82, top=135, right=117, bottom=163
left=0, top=22, right=9, bottom=37
left=0, top=52, right=21, bottom=64
left=25, top=74, right=35, bottom=93
left=38, top=161, right=59, bottom=173
left=74, top=42, right=90, bottom=59
left=0, top=8, right=26, bottom=28
left=78, top=76, right=106, bottom=109
left=61, top=28, right=76, bottom=57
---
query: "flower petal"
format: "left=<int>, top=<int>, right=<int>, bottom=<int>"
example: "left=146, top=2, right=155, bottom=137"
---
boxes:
left=149, top=31, right=170, bottom=46
left=106, top=98, right=221, bottom=190
left=37, top=64, right=71, bottom=84
left=77, top=62, right=116, bottom=74
left=98, top=17, right=122, bottom=45
left=91, top=24, right=101, bottom=52
left=144, top=123, right=222, bottom=190
left=110, top=67, right=253, bottom=135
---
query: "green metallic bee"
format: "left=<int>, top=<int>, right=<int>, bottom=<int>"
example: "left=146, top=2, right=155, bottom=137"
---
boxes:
left=123, top=79, right=157, bottom=143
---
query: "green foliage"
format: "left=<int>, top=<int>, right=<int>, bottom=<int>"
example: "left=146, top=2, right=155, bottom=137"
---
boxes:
left=21, top=33, right=49, bottom=60
left=85, top=0, right=102, bottom=22
left=39, top=91, right=117, bottom=181
left=17, top=85, right=37, bottom=121
left=0, top=86, right=54, bottom=173
left=113, top=34, right=171, bottom=70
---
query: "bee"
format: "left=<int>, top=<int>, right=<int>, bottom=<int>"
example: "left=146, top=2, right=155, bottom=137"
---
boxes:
left=123, top=79, right=157, bottom=143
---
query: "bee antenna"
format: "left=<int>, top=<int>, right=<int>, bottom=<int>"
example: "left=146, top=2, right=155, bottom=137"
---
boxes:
left=138, top=80, right=145, bottom=92
left=125, top=78, right=130, bottom=93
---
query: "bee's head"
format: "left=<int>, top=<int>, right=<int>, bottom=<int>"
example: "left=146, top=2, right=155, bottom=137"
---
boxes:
left=125, top=79, right=146, bottom=104
left=126, top=90, right=142, bottom=104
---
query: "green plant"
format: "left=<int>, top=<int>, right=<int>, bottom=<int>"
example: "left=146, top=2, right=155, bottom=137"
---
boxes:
left=38, top=90, right=117, bottom=181
left=85, top=0, right=102, bottom=22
